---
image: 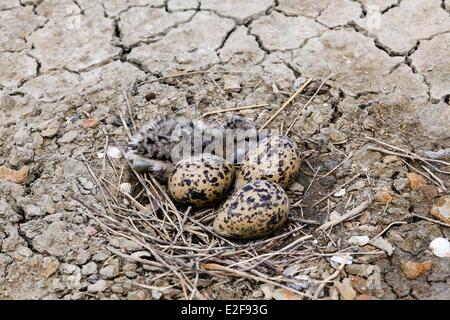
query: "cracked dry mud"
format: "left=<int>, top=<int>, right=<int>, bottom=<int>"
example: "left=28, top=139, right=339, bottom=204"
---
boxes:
left=0, top=0, right=449, bottom=300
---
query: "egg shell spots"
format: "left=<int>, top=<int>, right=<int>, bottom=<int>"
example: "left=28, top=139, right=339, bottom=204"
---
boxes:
left=236, top=135, right=300, bottom=188
left=168, top=154, right=235, bottom=207
left=213, top=180, right=289, bottom=239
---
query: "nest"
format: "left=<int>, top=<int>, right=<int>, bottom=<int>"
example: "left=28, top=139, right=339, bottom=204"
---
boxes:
left=72, top=77, right=374, bottom=300
left=77, top=160, right=324, bottom=299
left=73, top=75, right=450, bottom=300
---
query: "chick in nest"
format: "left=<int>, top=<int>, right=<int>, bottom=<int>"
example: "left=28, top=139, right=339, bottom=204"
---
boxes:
left=125, top=115, right=256, bottom=181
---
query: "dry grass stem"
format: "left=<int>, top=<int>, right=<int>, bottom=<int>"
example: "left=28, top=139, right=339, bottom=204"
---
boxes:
left=198, top=103, right=269, bottom=118
left=259, top=78, right=313, bottom=131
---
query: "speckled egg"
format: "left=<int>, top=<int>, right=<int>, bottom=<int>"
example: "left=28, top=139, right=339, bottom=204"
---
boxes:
left=167, top=154, right=235, bottom=207
left=236, top=135, right=300, bottom=188
left=213, top=180, right=289, bottom=239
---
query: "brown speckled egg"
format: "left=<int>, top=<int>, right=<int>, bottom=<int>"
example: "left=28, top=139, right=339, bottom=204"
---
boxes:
left=236, top=135, right=300, bottom=188
left=213, top=180, right=289, bottom=239
left=168, top=154, right=235, bottom=207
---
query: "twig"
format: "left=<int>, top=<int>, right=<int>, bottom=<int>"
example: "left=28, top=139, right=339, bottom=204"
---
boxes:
left=106, top=246, right=165, bottom=270
left=313, top=256, right=349, bottom=299
left=367, top=145, right=450, bottom=175
left=372, top=221, right=407, bottom=240
left=197, top=103, right=269, bottom=118
left=201, top=263, right=314, bottom=299
left=138, top=70, right=244, bottom=85
left=122, top=89, right=136, bottom=133
left=259, top=78, right=312, bottom=131
left=400, top=159, right=444, bottom=190
left=229, top=235, right=313, bottom=268
left=132, top=282, right=176, bottom=292
left=320, top=152, right=353, bottom=179
left=366, top=136, right=450, bottom=167
left=208, top=74, right=226, bottom=95
left=411, top=213, right=450, bottom=228
left=318, top=200, right=370, bottom=231
left=313, top=173, right=361, bottom=207
left=289, top=217, right=321, bottom=225
left=304, top=165, right=321, bottom=195
left=118, top=109, right=133, bottom=140
left=421, top=165, right=447, bottom=191
left=286, top=76, right=331, bottom=135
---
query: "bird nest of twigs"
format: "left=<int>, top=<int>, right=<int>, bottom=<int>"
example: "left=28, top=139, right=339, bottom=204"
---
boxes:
left=72, top=78, right=377, bottom=300
left=76, top=149, right=330, bottom=299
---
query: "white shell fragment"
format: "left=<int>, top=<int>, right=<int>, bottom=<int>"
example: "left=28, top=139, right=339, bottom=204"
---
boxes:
left=348, top=235, right=370, bottom=246
left=429, top=237, right=450, bottom=258
left=119, top=182, right=132, bottom=194
left=333, top=188, right=346, bottom=197
left=330, top=255, right=353, bottom=269
left=106, top=146, right=122, bottom=159
left=370, top=237, right=395, bottom=256
left=97, top=146, right=122, bottom=159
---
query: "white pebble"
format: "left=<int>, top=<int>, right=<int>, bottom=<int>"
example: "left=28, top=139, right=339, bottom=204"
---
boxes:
left=370, top=237, right=395, bottom=256
left=330, top=255, right=353, bottom=269
left=333, top=188, right=346, bottom=197
left=429, top=237, right=450, bottom=258
left=106, top=146, right=122, bottom=159
left=348, top=235, right=370, bottom=246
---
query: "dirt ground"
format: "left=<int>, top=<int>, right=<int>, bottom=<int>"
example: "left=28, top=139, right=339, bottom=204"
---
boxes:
left=1, top=0, right=450, bottom=300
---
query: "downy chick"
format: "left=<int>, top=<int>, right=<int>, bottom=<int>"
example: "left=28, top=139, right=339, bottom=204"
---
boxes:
left=125, top=115, right=256, bottom=181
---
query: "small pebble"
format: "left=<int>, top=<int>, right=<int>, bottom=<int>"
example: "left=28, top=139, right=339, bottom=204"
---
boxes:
left=51, top=278, right=66, bottom=292
left=82, top=262, right=98, bottom=276
left=272, top=288, right=302, bottom=300
left=401, top=260, right=432, bottom=279
left=333, top=188, right=346, bottom=197
left=128, top=290, right=148, bottom=300
left=0, top=165, right=29, bottom=184
left=58, top=130, right=79, bottom=144
left=100, top=265, right=119, bottom=279
left=41, top=120, right=59, bottom=137
left=320, top=175, right=336, bottom=187
left=151, top=289, right=163, bottom=300
left=92, top=251, right=111, bottom=262
left=393, top=178, right=409, bottom=192
left=223, top=75, right=241, bottom=92
left=66, top=114, right=80, bottom=124
left=81, top=118, right=99, bottom=128
left=87, top=280, right=108, bottom=293
left=78, top=177, right=95, bottom=190
left=334, top=278, right=356, bottom=300
left=61, top=264, right=80, bottom=275
left=406, top=172, right=427, bottom=190
left=429, top=237, right=450, bottom=258
left=345, top=264, right=371, bottom=277
left=370, top=237, right=395, bottom=256
left=430, top=196, right=450, bottom=224
left=260, top=284, right=274, bottom=300
left=24, top=204, right=43, bottom=218
left=330, top=255, right=353, bottom=268
left=16, top=246, right=33, bottom=257
left=348, top=235, right=370, bottom=246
